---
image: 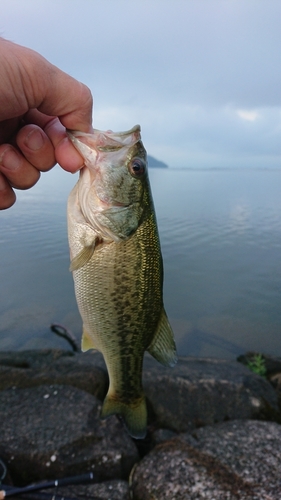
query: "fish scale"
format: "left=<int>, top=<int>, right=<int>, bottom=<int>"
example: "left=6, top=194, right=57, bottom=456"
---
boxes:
left=67, top=125, right=177, bottom=438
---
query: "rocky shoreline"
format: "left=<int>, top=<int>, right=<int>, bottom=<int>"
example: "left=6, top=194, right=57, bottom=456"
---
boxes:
left=0, top=349, right=281, bottom=499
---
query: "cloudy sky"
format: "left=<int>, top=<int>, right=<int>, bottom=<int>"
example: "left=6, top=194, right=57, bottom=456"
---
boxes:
left=2, top=0, right=281, bottom=168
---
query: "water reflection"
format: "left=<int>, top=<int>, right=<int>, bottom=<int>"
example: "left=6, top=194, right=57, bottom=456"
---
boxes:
left=229, top=204, right=251, bottom=235
left=0, top=167, right=281, bottom=358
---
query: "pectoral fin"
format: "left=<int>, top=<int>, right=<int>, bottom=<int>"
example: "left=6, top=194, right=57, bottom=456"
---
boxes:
left=147, top=309, right=177, bottom=367
left=70, top=243, right=96, bottom=271
left=81, top=326, right=97, bottom=352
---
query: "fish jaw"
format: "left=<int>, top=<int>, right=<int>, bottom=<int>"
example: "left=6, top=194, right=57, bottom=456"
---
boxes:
left=67, top=125, right=141, bottom=152
left=67, top=126, right=141, bottom=174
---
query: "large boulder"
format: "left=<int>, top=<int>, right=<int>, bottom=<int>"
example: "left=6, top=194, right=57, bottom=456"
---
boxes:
left=143, top=356, right=280, bottom=432
left=0, top=349, right=108, bottom=400
left=1, top=348, right=281, bottom=496
left=1, top=350, right=280, bottom=436
left=131, top=420, right=281, bottom=499
left=0, top=384, right=139, bottom=485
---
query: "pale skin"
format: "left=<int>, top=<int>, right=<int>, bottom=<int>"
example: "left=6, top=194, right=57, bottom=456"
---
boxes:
left=0, top=38, right=93, bottom=210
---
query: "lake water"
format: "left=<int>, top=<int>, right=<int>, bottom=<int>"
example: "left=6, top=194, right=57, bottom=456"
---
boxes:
left=0, top=167, right=281, bottom=359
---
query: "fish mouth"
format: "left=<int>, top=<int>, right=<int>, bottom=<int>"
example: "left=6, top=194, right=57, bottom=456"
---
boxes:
left=67, top=126, right=141, bottom=152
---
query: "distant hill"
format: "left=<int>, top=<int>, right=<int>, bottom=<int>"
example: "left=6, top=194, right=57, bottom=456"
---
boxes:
left=147, top=155, right=169, bottom=169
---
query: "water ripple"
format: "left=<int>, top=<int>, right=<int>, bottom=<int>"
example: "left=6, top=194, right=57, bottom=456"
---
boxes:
left=1, top=168, right=281, bottom=358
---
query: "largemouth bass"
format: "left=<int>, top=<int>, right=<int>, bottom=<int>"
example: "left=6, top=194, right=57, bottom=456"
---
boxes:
left=67, top=125, right=177, bottom=439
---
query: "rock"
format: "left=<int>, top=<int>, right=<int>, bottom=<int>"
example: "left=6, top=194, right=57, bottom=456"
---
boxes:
left=0, top=349, right=108, bottom=400
left=2, top=350, right=279, bottom=436
left=270, top=372, right=281, bottom=388
left=1, top=349, right=281, bottom=495
left=45, top=479, right=130, bottom=500
left=130, top=420, right=281, bottom=499
left=151, top=428, right=178, bottom=446
left=0, top=384, right=139, bottom=485
left=143, top=356, right=280, bottom=432
left=0, top=349, right=71, bottom=369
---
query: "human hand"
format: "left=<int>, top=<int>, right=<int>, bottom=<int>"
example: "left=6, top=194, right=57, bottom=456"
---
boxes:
left=0, top=38, right=93, bottom=209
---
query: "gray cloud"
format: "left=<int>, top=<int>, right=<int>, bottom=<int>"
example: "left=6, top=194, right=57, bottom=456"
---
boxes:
left=1, top=0, right=281, bottom=167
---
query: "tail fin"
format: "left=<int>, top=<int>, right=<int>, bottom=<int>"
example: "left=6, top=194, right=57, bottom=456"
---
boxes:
left=100, top=393, right=147, bottom=439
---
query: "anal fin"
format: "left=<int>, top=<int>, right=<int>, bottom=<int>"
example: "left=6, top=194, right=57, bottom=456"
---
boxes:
left=147, top=309, right=177, bottom=367
left=81, top=326, right=97, bottom=352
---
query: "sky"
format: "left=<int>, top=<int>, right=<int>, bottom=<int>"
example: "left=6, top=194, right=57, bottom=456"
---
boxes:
left=1, top=0, right=281, bottom=169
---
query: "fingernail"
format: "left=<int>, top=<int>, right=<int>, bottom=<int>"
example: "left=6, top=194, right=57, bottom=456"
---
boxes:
left=0, top=148, right=20, bottom=171
left=26, top=129, right=44, bottom=151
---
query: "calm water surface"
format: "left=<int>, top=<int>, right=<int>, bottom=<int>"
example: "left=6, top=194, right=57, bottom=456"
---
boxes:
left=0, top=167, right=281, bottom=359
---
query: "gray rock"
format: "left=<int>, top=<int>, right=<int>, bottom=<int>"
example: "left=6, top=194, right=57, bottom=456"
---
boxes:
left=0, top=384, right=139, bottom=485
left=143, top=356, right=280, bottom=432
left=131, top=420, right=281, bottom=499
left=0, top=350, right=108, bottom=400
left=45, top=479, right=130, bottom=500
left=1, top=349, right=281, bottom=495
left=189, top=419, right=281, bottom=497
left=151, top=428, right=178, bottom=446
left=131, top=437, right=242, bottom=499
left=0, top=349, right=72, bottom=369
left=270, top=372, right=281, bottom=399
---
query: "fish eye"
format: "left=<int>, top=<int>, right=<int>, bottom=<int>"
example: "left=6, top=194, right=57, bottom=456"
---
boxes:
left=129, top=157, right=146, bottom=177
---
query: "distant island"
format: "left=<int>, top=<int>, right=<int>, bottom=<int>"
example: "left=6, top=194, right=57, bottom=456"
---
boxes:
left=147, top=155, right=168, bottom=169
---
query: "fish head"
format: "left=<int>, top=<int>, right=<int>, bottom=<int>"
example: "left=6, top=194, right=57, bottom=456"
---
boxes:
left=67, top=126, right=151, bottom=241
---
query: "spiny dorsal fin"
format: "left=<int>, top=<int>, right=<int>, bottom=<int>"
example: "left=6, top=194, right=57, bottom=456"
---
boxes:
left=81, top=326, right=97, bottom=352
left=69, top=243, right=95, bottom=271
left=147, top=309, right=177, bottom=367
